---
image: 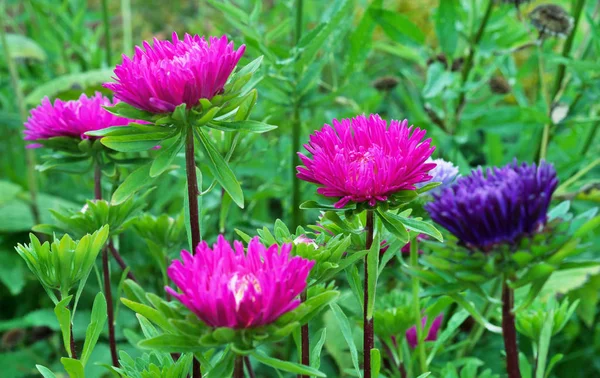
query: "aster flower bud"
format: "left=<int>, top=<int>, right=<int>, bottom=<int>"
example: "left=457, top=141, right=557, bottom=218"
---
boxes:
left=406, top=315, right=443, bottom=348
left=529, top=4, right=574, bottom=38
left=297, top=114, right=436, bottom=209
left=516, top=297, right=578, bottom=341
left=15, top=226, right=109, bottom=300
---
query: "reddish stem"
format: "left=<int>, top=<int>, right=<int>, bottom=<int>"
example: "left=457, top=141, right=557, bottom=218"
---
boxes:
left=102, top=246, right=119, bottom=367
left=299, top=290, right=309, bottom=378
left=363, top=210, right=375, bottom=378
left=502, top=281, right=521, bottom=378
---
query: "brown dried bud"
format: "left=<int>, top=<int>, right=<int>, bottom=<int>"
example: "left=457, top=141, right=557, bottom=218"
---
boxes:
left=427, top=53, right=463, bottom=72
left=489, top=76, right=511, bottom=94
left=529, top=4, right=574, bottom=38
left=1, top=329, right=25, bottom=350
left=372, top=76, right=400, bottom=91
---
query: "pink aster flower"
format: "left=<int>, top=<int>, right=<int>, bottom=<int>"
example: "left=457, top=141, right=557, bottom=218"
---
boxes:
left=297, top=114, right=436, bottom=208
left=104, top=33, right=245, bottom=113
left=24, top=92, right=135, bottom=145
left=405, top=314, right=443, bottom=348
left=166, top=236, right=314, bottom=329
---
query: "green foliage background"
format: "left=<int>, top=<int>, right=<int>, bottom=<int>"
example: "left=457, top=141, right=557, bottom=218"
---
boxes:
left=0, top=0, right=599, bottom=377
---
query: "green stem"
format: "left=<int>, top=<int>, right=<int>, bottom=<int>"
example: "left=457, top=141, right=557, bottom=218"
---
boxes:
left=120, top=0, right=132, bottom=56
left=363, top=210, right=375, bottom=378
left=550, top=0, right=587, bottom=100
left=537, top=41, right=551, bottom=163
left=291, top=0, right=304, bottom=229
left=456, top=278, right=502, bottom=358
left=453, top=0, right=494, bottom=132
left=101, top=0, right=112, bottom=66
left=410, top=237, right=427, bottom=374
left=0, top=3, right=41, bottom=225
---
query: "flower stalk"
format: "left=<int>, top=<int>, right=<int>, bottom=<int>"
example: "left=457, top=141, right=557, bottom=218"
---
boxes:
left=300, top=290, right=310, bottom=378
left=502, top=280, right=521, bottom=378
left=184, top=126, right=201, bottom=377
left=363, top=210, right=375, bottom=378
left=234, top=356, right=244, bottom=378
left=410, top=237, right=427, bottom=374
left=291, top=0, right=304, bottom=229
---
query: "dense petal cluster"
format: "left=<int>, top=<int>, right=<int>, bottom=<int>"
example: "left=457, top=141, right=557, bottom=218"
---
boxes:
left=24, top=93, right=134, bottom=143
left=166, top=236, right=314, bottom=329
left=105, top=33, right=245, bottom=113
left=425, top=160, right=558, bottom=251
left=405, top=315, right=443, bottom=348
left=297, top=114, right=436, bottom=208
left=419, top=158, right=459, bottom=190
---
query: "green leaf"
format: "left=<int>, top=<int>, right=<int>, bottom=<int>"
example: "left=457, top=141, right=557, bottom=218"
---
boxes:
left=544, top=354, right=563, bottom=378
left=25, top=69, right=113, bottom=106
left=54, top=296, right=73, bottom=358
left=300, top=200, right=356, bottom=211
left=376, top=209, right=409, bottom=243
left=80, top=292, right=107, bottom=366
left=448, top=294, right=502, bottom=334
left=343, top=0, right=382, bottom=77
left=150, top=135, right=184, bottom=177
left=422, top=62, right=455, bottom=99
left=207, top=120, right=277, bottom=133
left=310, top=328, right=327, bottom=370
left=103, top=102, right=154, bottom=121
left=371, top=348, right=381, bottom=378
left=535, top=304, right=555, bottom=378
left=101, top=132, right=173, bottom=152
left=435, top=0, right=458, bottom=57
left=1, top=33, right=47, bottom=61
left=139, top=334, right=203, bottom=352
left=250, top=349, right=326, bottom=377
left=296, top=0, right=353, bottom=70
left=236, top=55, right=264, bottom=77
left=195, top=129, right=244, bottom=208
left=329, top=303, right=362, bottom=378
left=387, top=212, right=443, bottom=242
left=61, top=358, right=84, bottom=378
left=36, top=365, right=57, bottom=378
left=111, top=163, right=154, bottom=205
left=369, top=8, right=425, bottom=45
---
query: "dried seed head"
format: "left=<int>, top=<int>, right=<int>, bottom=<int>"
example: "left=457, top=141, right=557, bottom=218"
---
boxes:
left=427, top=53, right=463, bottom=72
left=1, top=329, right=25, bottom=350
left=529, top=4, right=574, bottom=38
left=500, top=0, right=532, bottom=6
left=489, top=76, right=511, bottom=94
left=372, top=76, right=400, bottom=91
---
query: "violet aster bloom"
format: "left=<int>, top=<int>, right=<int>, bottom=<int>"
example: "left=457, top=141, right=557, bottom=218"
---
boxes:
left=297, top=114, right=436, bottom=208
left=166, top=236, right=314, bottom=329
left=104, top=33, right=245, bottom=113
left=419, top=158, right=459, bottom=190
left=406, top=315, right=443, bottom=348
left=425, top=160, right=558, bottom=251
left=24, top=92, right=135, bottom=144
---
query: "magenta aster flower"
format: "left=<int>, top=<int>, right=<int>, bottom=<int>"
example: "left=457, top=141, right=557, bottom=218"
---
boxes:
left=297, top=114, right=436, bottom=208
left=24, top=92, right=135, bottom=144
left=405, top=314, right=443, bottom=348
left=166, top=236, right=314, bottom=329
left=104, top=33, right=245, bottom=113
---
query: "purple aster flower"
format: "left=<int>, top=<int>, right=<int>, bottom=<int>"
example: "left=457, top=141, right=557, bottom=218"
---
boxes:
left=419, top=158, right=460, bottom=190
left=104, top=33, right=245, bottom=113
left=406, top=315, right=443, bottom=348
left=297, top=114, right=436, bottom=208
left=425, top=160, right=558, bottom=251
left=166, top=236, right=314, bottom=329
left=24, top=92, right=136, bottom=145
